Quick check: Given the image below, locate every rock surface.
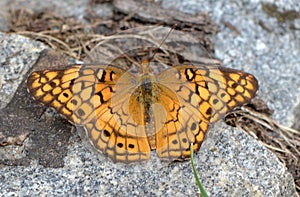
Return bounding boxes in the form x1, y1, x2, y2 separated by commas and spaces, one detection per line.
0, 0, 299, 196
0, 33, 46, 109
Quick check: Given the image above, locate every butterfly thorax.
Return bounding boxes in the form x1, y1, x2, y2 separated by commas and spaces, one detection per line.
138, 74, 159, 119
128, 73, 161, 149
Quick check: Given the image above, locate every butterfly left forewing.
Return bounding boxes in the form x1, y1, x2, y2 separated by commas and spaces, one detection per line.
28, 65, 121, 124
27, 66, 81, 123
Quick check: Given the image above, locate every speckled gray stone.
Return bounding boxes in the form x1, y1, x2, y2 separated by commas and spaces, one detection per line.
0, 122, 297, 196
0, 33, 47, 109
162, 0, 300, 127
0, 0, 113, 27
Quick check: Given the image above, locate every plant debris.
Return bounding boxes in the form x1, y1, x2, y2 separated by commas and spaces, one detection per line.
262, 3, 300, 23
0, 132, 29, 146
8, 0, 219, 61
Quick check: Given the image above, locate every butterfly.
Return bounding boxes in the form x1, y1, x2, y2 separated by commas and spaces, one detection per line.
27, 48, 258, 163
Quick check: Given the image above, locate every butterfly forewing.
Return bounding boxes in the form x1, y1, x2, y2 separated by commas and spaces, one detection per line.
27, 66, 81, 123
28, 65, 122, 124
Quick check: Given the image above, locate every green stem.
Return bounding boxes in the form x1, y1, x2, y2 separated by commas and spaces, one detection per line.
190, 143, 209, 197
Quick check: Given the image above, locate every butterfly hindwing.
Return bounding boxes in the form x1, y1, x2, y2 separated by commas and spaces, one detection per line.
86, 69, 152, 163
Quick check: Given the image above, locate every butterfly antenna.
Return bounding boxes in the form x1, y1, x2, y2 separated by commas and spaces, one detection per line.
149, 24, 177, 61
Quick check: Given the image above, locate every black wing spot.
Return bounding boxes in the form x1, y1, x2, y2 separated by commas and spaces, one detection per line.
213, 99, 219, 104
172, 139, 178, 145
77, 108, 85, 116
128, 144, 135, 149
117, 143, 123, 148
63, 92, 69, 98
206, 107, 212, 116
71, 99, 78, 105
191, 122, 197, 131
103, 129, 111, 137
70, 79, 75, 86
232, 82, 238, 89
49, 81, 57, 88
182, 138, 188, 143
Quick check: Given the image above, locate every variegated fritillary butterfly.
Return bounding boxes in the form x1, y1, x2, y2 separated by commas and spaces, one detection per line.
27, 47, 258, 163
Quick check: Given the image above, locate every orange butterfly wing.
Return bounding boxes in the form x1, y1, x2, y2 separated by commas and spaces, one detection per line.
27, 65, 151, 163
154, 65, 258, 160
